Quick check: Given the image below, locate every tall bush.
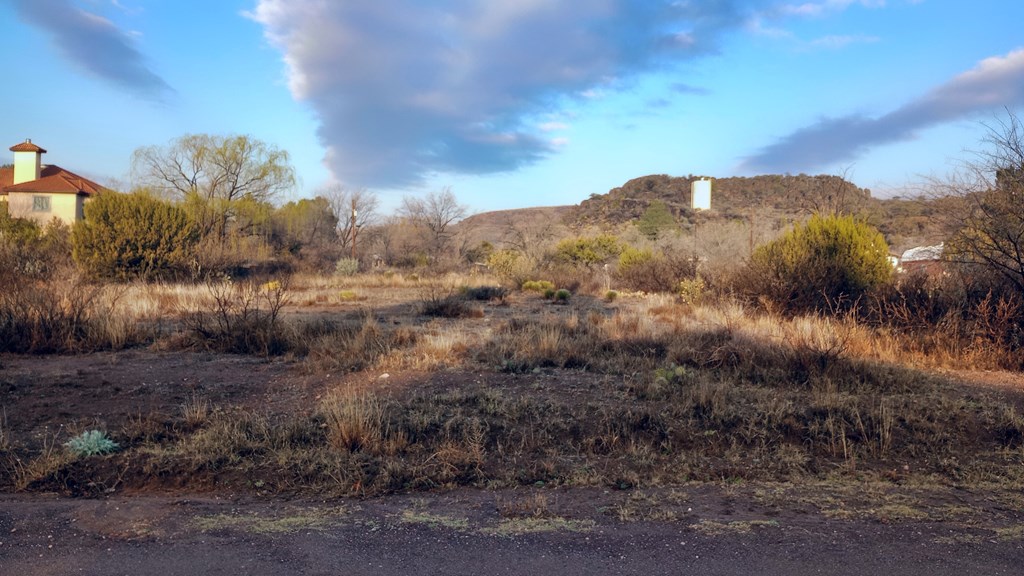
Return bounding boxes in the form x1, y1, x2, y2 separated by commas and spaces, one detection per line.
747, 214, 892, 314
553, 234, 622, 267
615, 247, 696, 293
72, 191, 200, 280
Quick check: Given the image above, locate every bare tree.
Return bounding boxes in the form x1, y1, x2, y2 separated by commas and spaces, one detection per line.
131, 134, 295, 240
800, 166, 863, 216
501, 211, 563, 262
939, 111, 1024, 291
320, 183, 379, 253
399, 187, 468, 258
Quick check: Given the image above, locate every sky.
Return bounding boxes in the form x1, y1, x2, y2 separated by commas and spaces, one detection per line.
3, 0, 1024, 214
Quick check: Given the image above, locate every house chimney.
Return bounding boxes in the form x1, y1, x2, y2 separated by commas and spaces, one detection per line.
11, 139, 47, 185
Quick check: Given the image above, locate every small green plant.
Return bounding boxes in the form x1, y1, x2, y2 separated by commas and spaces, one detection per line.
677, 276, 706, 305
543, 288, 557, 299
522, 280, 555, 293
554, 289, 571, 303
653, 364, 688, 386
338, 290, 360, 301
605, 290, 619, 302
64, 430, 119, 457
334, 258, 359, 276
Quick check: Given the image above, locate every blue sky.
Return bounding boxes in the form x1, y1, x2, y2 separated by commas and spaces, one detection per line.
3, 0, 1024, 213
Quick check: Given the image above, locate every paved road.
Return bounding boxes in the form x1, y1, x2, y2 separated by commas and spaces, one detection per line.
0, 493, 1020, 576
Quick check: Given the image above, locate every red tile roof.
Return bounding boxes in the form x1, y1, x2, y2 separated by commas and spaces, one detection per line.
1, 165, 104, 196
10, 140, 47, 153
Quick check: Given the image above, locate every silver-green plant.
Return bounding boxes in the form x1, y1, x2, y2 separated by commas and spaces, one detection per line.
64, 430, 119, 457
334, 257, 360, 276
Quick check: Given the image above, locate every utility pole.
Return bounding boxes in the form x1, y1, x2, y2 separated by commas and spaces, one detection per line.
350, 198, 358, 261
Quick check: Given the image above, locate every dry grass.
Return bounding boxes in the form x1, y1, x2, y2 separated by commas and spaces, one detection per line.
180, 395, 210, 429
4, 273, 1024, 500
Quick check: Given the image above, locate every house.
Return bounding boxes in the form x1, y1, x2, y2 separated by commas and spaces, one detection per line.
0, 139, 104, 226
899, 242, 945, 276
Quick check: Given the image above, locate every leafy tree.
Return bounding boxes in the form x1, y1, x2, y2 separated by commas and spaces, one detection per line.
748, 214, 892, 313
131, 134, 295, 241
272, 197, 339, 251
636, 200, 676, 240
72, 190, 200, 280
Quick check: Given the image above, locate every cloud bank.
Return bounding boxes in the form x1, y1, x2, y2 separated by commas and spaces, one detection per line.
250, 0, 764, 188
13, 0, 173, 101
740, 49, 1024, 173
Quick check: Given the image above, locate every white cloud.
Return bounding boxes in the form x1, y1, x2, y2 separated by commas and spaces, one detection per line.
538, 122, 569, 132
740, 48, 1024, 173
808, 34, 880, 49
13, 0, 172, 101
781, 0, 886, 17
249, 0, 766, 188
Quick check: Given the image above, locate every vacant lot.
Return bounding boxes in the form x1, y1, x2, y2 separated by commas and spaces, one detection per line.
1, 272, 1023, 571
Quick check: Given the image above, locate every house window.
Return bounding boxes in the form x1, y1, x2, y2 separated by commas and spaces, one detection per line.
32, 196, 51, 212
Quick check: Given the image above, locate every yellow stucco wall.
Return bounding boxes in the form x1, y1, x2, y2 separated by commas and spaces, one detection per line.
13, 152, 41, 185
7, 192, 82, 226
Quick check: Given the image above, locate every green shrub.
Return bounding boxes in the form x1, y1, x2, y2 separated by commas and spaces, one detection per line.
553, 234, 622, 267
0, 208, 42, 245
636, 200, 677, 240
615, 247, 696, 293
64, 430, 119, 457
605, 290, 619, 302
554, 289, 572, 303
747, 214, 892, 314
677, 276, 707, 305
522, 280, 556, 293
334, 257, 359, 276
488, 249, 535, 286
72, 190, 200, 280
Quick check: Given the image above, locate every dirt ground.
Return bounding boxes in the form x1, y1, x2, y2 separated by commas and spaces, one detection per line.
1, 485, 1022, 575
2, 351, 1024, 574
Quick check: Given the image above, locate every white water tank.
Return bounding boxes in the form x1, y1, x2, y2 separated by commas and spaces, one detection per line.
691, 178, 711, 211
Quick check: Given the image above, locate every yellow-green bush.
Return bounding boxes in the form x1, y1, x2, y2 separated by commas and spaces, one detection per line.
522, 280, 556, 293
553, 234, 622, 267
488, 249, 535, 286
615, 247, 696, 293
747, 214, 892, 314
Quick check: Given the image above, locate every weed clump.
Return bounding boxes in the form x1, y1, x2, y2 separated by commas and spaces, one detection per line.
522, 280, 556, 293
462, 285, 508, 302
64, 430, 119, 457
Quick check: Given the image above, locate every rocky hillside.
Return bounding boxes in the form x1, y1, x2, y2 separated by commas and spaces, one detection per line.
459, 174, 951, 253
570, 174, 874, 228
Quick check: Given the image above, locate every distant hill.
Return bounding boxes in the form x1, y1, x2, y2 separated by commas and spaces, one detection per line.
570, 174, 874, 228
459, 174, 951, 254
456, 205, 574, 251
